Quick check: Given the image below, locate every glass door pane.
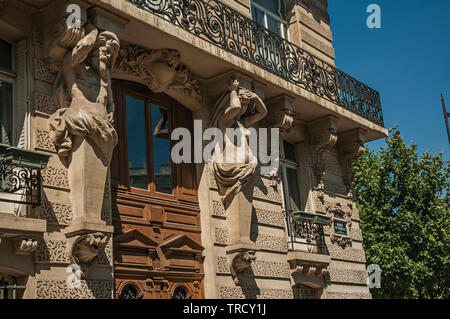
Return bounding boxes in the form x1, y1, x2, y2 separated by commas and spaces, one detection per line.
126, 96, 149, 190
151, 104, 173, 194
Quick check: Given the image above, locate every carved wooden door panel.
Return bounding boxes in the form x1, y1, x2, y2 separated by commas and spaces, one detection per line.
110, 80, 204, 299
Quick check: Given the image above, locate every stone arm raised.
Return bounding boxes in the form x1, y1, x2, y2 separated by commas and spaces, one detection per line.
217, 80, 242, 128
244, 94, 267, 127
69, 25, 99, 68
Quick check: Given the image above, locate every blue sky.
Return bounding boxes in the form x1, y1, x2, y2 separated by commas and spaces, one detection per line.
328, 0, 450, 159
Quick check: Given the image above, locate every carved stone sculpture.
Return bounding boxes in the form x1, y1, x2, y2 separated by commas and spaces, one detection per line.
210, 79, 267, 282
230, 250, 256, 285
70, 232, 109, 278
47, 21, 120, 235
14, 238, 38, 255
116, 45, 200, 99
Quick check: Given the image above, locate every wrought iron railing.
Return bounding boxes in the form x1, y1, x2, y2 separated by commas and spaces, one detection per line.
127, 0, 384, 127
0, 144, 51, 207
0, 285, 26, 299
286, 210, 329, 255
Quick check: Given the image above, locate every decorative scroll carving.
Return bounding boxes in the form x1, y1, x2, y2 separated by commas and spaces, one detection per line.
35, 59, 54, 82
338, 128, 367, 196
116, 45, 200, 99
70, 233, 109, 278
307, 116, 338, 189
14, 238, 38, 255
260, 95, 294, 134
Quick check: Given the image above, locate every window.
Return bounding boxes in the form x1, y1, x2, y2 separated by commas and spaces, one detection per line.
251, 0, 289, 39
119, 284, 139, 299
172, 286, 188, 299
111, 80, 197, 202
0, 38, 14, 146
280, 140, 301, 212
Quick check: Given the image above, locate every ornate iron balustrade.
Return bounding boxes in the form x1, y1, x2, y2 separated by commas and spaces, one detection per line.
286, 210, 329, 254
127, 0, 384, 126
0, 144, 51, 207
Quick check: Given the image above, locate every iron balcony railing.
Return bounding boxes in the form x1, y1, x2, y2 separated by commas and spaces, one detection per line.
285, 210, 330, 255
127, 0, 384, 127
0, 144, 51, 207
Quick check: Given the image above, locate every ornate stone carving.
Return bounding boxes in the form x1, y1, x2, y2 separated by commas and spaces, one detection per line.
45, 20, 119, 235
218, 287, 293, 299
36, 129, 57, 152
35, 59, 54, 82
327, 203, 353, 248
338, 128, 367, 196
36, 280, 113, 299
14, 238, 38, 255
116, 45, 200, 99
42, 166, 70, 189
229, 250, 256, 285
307, 116, 338, 188
210, 79, 268, 277
40, 200, 72, 225
36, 239, 69, 263
70, 232, 109, 278
260, 95, 294, 134
36, 93, 59, 115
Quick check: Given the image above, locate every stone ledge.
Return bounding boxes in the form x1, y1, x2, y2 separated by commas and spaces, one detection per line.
0, 213, 47, 236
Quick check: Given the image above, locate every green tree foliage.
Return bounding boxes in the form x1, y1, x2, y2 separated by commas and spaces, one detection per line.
353, 127, 449, 299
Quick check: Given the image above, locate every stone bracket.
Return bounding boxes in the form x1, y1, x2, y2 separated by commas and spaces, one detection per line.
14, 237, 39, 255
70, 232, 109, 278
307, 116, 339, 187
338, 128, 367, 195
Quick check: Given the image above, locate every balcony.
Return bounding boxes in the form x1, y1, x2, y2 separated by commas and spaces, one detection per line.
286, 210, 331, 277
0, 144, 51, 240
126, 0, 384, 127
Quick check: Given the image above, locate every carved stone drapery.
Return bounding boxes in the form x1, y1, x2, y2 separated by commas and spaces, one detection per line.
115, 45, 200, 100
70, 232, 109, 278
338, 128, 367, 196
307, 116, 338, 188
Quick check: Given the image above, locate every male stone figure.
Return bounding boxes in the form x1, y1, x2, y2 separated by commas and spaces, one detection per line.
50, 24, 119, 166
49, 24, 120, 231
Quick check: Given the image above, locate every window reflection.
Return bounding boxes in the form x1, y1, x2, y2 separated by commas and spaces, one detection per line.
151, 105, 173, 194
126, 96, 149, 190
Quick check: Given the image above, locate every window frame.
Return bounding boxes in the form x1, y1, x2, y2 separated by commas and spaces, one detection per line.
111, 80, 198, 203
0, 38, 15, 146
251, 0, 290, 40
280, 139, 301, 212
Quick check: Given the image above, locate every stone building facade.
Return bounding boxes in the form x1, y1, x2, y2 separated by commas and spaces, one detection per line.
0, 0, 387, 299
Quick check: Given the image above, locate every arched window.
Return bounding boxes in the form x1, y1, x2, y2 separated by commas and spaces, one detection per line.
119, 284, 139, 299
172, 286, 188, 299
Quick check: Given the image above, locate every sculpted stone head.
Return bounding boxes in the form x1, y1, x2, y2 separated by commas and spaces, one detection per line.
90, 31, 120, 72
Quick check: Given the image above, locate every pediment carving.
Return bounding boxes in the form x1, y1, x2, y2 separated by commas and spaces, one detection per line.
156, 235, 204, 272
114, 229, 159, 249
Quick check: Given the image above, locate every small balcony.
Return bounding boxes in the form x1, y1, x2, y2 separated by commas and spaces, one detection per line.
0, 144, 51, 240
126, 0, 384, 127
286, 210, 331, 277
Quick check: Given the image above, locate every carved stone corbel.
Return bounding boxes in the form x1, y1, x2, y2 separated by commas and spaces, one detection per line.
229, 250, 256, 285
261, 95, 294, 134
70, 232, 109, 278
14, 238, 38, 255
307, 116, 339, 188
338, 128, 367, 197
